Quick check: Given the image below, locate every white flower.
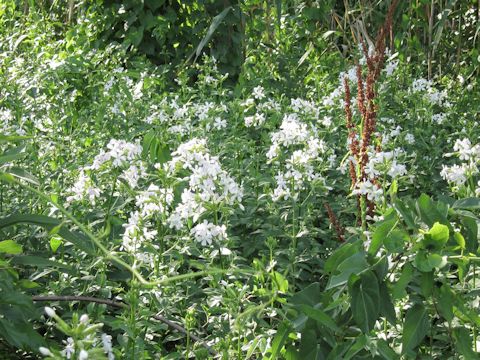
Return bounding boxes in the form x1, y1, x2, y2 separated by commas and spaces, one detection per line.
79, 350, 89, 360
388, 161, 407, 178
213, 117, 227, 130
66, 170, 101, 205
39, 347, 53, 356
244, 113, 266, 127
453, 138, 480, 161
352, 180, 384, 202
121, 211, 158, 253
44, 307, 56, 318
252, 86, 265, 100
101, 333, 115, 360
79, 314, 89, 324
405, 133, 415, 144
190, 220, 227, 246
63, 337, 75, 359
121, 163, 146, 189
440, 164, 467, 186
385, 60, 398, 76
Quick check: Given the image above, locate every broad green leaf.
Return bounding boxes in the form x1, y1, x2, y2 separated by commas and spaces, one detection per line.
384, 229, 409, 253
414, 250, 446, 272
344, 335, 367, 360
460, 216, 478, 253
420, 271, 434, 297
392, 263, 414, 299
0, 214, 94, 255
0, 240, 22, 254
369, 219, 397, 255
454, 231, 466, 250
379, 282, 396, 325
18, 279, 40, 289
326, 252, 368, 289
453, 328, 478, 359
416, 194, 447, 227
6, 167, 39, 185
349, 270, 380, 332
50, 236, 63, 253
290, 283, 321, 307
422, 222, 449, 251
436, 284, 454, 322
324, 243, 356, 273
376, 339, 399, 359
394, 199, 416, 229
272, 271, 289, 293
299, 330, 324, 359
453, 197, 480, 210
193, 7, 232, 61
299, 305, 339, 332
269, 321, 291, 360
10, 255, 72, 270
401, 304, 429, 354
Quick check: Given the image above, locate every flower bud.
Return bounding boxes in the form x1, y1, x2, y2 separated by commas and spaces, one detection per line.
44, 307, 56, 318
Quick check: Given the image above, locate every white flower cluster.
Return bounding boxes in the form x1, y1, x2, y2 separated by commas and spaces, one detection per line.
165, 138, 243, 245
90, 139, 143, 170
441, 138, 480, 194
40, 308, 115, 360
66, 170, 101, 205
244, 113, 266, 127
267, 114, 327, 201
190, 220, 227, 246
410, 78, 450, 107
352, 149, 407, 203
364, 149, 407, 179
121, 184, 174, 254
66, 139, 145, 206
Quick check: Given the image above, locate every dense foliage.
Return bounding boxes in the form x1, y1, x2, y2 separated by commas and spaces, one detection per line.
1, 0, 480, 359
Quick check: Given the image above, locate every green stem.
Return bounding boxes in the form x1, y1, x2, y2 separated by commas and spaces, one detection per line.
2, 175, 253, 287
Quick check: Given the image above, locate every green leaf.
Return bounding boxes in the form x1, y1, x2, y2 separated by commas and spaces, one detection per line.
299, 330, 324, 359
369, 219, 396, 255
192, 7, 232, 61
344, 335, 367, 360
299, 305, 339, 332
379, 282, 396, 325
290, 283, 321, 307
270, 321, 291, 359
436, 284, 454, 322
6, 167, 39, 185
384, 229, 409, 253
0, 145, 26, 165
376, 339, 399, 359
392, 263, 414, 299
454, 232, 466, 250
18, 279, 40, 289
453, 197, 480, 210
0, 214, 95, 255
0, 240, 22, 254
422, 222, 449, 251
327, 252, 368, 289
272, 271, 289, 293
453, 328, 478, 359
50, 236, 63, 253
416, 194, 447, 227
10, 255, 72, 270
394, 199, 416, 229
401, 304, 429, 354
460, 216, 478, 253
349, 270, 380, 332
324, 243, 356, 273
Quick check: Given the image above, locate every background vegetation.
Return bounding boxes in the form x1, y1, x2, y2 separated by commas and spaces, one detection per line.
1, 0, 480, 359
